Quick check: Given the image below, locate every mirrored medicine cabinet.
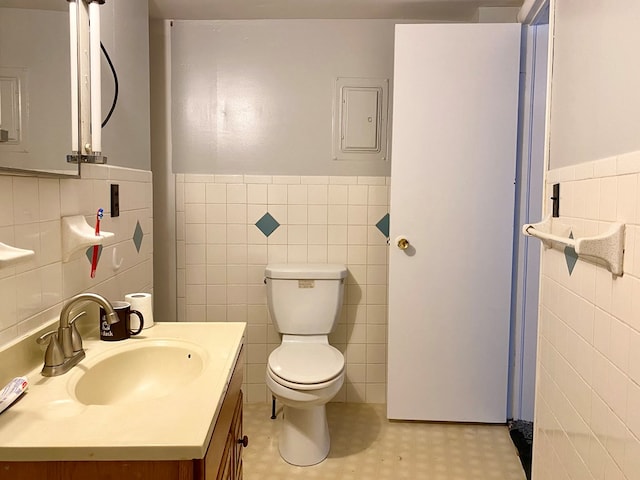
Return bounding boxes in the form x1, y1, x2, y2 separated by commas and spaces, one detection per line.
0, 1, 79, 177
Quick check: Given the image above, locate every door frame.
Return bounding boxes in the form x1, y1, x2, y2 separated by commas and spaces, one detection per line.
508, 0, 550, 422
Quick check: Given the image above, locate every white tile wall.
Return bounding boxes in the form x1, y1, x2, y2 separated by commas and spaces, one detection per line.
0, 165, 153, 348
176, 174, 391, 404
533, 153, 640, 480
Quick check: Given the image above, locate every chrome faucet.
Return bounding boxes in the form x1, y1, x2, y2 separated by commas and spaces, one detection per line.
37, 293, 118, 377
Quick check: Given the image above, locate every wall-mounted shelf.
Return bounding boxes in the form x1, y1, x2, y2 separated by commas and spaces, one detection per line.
522, 215, 625, 276
62, 215, 113, 262
0, 242, 35, 268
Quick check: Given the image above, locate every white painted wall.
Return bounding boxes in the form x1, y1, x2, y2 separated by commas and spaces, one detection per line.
170, 20, 396, 177
548, 0, 640, 168
476, 7, 520, 22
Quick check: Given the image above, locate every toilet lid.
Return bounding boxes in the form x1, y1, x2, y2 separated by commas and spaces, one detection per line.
268, 343, 344, 384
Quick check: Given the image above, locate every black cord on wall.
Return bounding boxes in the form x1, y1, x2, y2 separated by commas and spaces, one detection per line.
101, 42, 118, 128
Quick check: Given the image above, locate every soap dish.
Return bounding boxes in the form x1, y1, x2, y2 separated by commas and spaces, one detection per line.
0, 242, 35, 268
62, 215, 114, 262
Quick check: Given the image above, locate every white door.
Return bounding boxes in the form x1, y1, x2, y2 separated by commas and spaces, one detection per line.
387, 24, 521, 423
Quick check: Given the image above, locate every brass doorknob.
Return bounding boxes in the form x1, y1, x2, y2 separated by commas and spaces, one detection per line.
396, 236, 410, 250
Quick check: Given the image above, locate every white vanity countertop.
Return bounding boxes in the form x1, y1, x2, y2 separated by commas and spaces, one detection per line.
0, 322, 245, 461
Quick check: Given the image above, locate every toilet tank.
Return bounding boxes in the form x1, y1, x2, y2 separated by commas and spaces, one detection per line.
265, 264, 347, 335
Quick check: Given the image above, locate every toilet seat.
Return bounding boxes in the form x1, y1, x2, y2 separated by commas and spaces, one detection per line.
267, 367, 344, 391
268, 343, 344, 387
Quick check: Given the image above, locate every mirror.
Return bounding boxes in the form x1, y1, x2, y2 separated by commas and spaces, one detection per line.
0, 1, 79, 176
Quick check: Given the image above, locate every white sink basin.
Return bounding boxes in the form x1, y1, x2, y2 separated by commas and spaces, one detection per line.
69, 340, 207, 406
0, 322, 246, 461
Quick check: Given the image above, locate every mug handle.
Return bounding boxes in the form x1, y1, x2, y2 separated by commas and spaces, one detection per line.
129, 310, 144, 335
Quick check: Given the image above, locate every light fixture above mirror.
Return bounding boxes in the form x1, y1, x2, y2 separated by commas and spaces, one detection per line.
67, 0, 107, 165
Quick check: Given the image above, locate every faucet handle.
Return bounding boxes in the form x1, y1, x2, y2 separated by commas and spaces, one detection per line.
36, 330, 57, 345
69, 312, 86, 353
37, 331, 65, 367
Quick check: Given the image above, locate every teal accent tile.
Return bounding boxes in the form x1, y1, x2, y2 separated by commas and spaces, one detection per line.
85, 245, 103, 263
255, 212, 280, 237
375, 213, 390, 238
564, 231, 578, 275
133, 220, 144, 253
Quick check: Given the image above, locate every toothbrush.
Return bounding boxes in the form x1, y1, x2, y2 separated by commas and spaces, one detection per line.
90, 208, 103, 278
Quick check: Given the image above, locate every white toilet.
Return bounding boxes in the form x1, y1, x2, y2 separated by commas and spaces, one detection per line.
264, 263, 347, 466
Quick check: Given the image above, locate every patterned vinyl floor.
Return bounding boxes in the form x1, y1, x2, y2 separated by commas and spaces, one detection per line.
243, 402, 526, 480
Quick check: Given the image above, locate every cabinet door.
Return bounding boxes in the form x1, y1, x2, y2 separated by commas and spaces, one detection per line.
232, 391, 244, 477
216, 392, 243, 480
216, 436, 234, 480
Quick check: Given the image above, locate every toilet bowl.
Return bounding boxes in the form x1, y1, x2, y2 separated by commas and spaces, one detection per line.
266, 336, 345, 466
264, 264, 347, 466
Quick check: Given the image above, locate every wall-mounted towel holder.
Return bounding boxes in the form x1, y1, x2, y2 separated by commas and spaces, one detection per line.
522, 215, 625, 276
62, 215, 114, 262
0, 242, 35, 269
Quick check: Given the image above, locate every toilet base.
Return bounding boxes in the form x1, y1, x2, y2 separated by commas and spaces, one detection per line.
279, 404, 330, 466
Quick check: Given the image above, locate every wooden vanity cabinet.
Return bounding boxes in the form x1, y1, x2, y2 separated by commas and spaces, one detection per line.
194, 347, 245, 480
208, 389, 244, 480
0, 347, 245, 480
